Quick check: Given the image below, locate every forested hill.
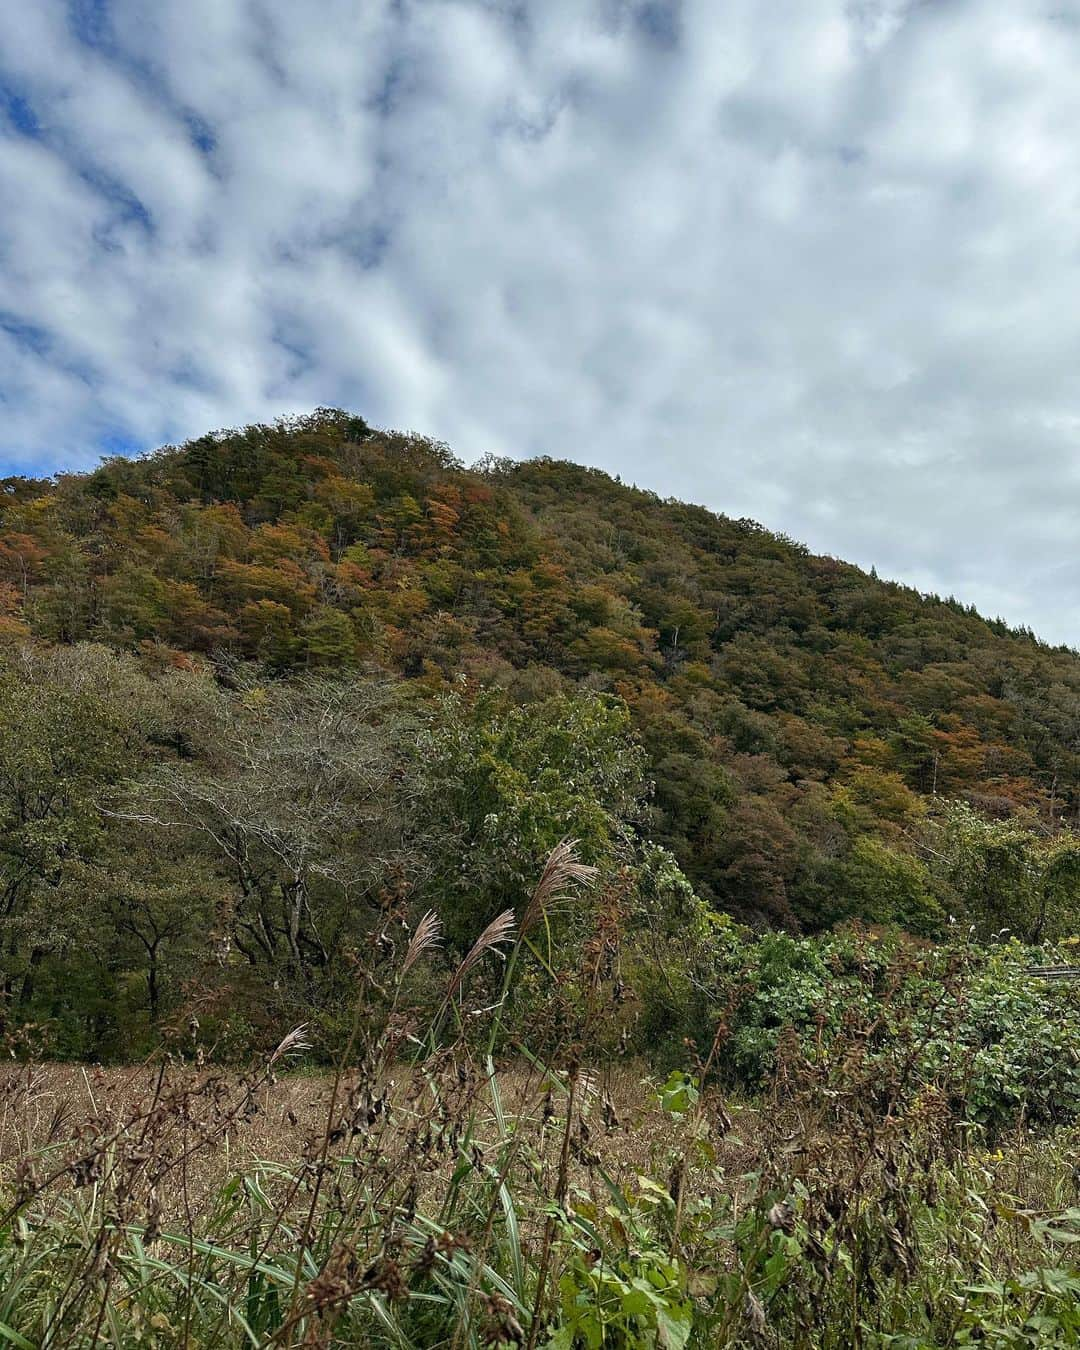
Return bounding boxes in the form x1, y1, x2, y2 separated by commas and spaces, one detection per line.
3, 408, 1079, 935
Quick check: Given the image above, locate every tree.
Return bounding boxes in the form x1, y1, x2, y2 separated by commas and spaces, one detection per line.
0, 654, 133, 1010
802, 836, 942, 936
417, 687, 648, 947
922, 801, 1080, 941
121, 674, 418, 1024
46, 835, 212, 1047
301, 607, 357, 666
239, 599, 297, 666
96, 834, 213, 1024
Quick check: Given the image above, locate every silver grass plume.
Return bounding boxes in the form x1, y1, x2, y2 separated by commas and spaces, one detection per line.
269, 1024, 311, 1065
521, 839, 598, 935
448, 909, 516, 998
402, 909, 443, 974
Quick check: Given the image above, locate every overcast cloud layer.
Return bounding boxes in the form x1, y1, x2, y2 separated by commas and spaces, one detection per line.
0, 0, 1078, 643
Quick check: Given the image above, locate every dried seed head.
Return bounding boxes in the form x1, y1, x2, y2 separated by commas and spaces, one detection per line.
448, 910, 516, 997
745, 1289, 769, 1342
768, 1200, 795, 1234
270, 1024, 312, 1066
481, 1292, 526, 1344
521, 839, 598, 934
402, 909, 443, 974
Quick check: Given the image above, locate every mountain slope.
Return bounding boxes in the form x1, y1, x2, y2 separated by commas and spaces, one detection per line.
3, 408, 1078, 929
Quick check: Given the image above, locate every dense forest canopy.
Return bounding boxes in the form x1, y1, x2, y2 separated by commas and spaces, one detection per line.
2, 408, 1079, 1056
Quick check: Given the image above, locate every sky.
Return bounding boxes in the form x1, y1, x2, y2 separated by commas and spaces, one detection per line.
1, 1, 1079, 644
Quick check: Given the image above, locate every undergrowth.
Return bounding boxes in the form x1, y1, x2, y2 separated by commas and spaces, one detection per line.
2, 845, 1080, 1347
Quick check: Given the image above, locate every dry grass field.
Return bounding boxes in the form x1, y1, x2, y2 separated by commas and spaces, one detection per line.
1, 1046, 1079, 1345
0, 1047, 759, 1345
0, 1055, 748, 1220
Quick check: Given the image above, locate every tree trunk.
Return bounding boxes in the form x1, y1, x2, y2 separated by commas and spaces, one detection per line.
147, 943, 160, 1023
18, 945, 45, 1008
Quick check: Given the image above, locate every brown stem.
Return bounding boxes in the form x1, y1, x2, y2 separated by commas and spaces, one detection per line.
525, 1065, 578, 1350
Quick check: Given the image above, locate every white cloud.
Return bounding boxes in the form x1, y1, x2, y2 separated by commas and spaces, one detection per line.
0, 0, 1079, 643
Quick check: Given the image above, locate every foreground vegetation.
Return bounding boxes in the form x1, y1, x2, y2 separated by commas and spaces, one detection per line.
4, 856, 1080, 1347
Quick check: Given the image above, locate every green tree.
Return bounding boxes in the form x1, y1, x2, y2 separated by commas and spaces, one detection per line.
302, 606, 357, 666
0, 657, 132, 1011
923, 801, 1080, 941
418, 687, 648, 947
806, 835, 943, 935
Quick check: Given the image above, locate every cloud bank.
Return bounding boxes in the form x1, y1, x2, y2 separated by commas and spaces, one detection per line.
1, 0, 1079, 642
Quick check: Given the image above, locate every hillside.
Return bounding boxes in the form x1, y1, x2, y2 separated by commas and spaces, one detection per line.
2, 407, 1079, 948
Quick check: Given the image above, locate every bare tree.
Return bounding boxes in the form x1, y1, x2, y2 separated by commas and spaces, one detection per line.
116, 672, 423, 999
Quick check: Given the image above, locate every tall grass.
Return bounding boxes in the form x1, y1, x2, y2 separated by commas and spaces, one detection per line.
2, 847, 1080, 1346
